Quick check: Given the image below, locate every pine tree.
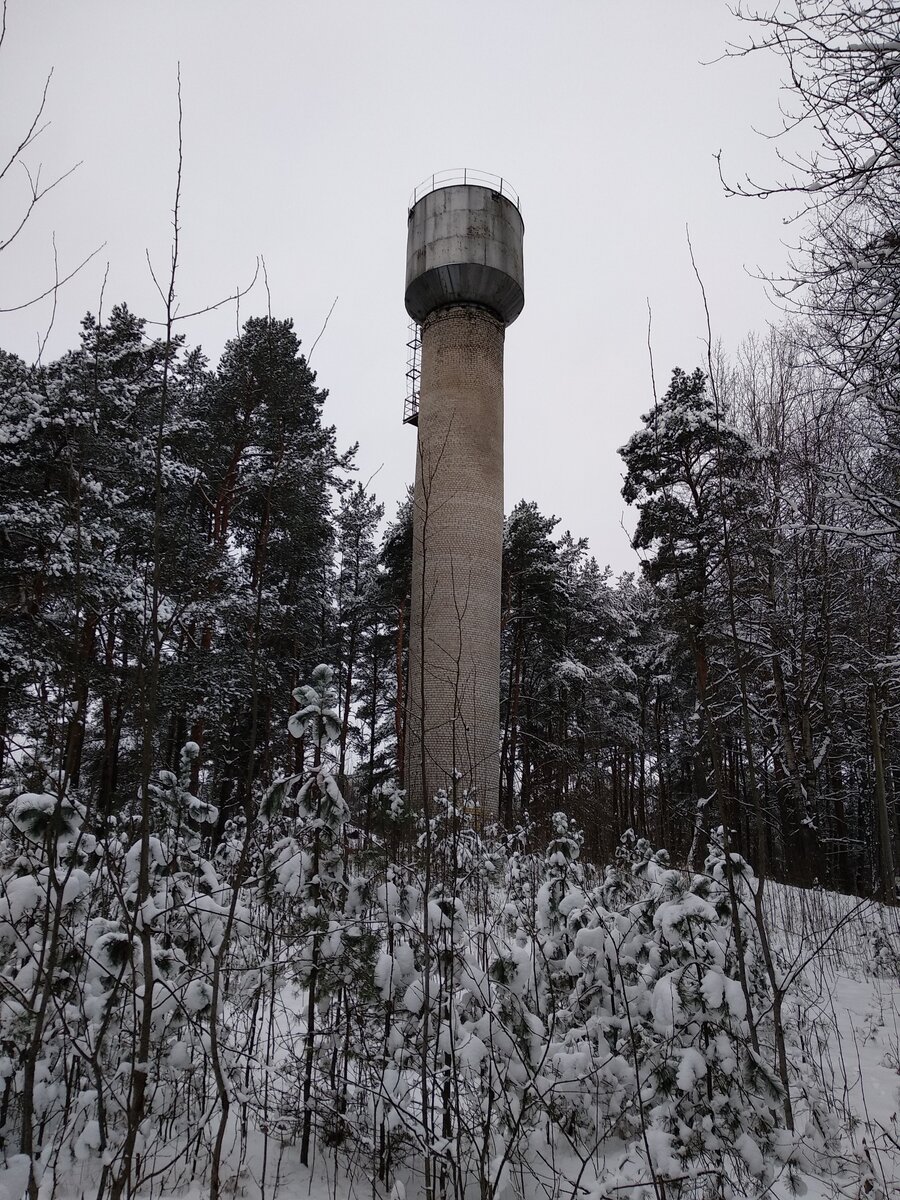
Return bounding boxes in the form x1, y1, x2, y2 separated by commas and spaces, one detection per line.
188, 316, 348, 819
621, 366, 761, 864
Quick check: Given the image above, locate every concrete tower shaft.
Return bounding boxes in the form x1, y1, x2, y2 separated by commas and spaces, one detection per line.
404, 179, 524, 820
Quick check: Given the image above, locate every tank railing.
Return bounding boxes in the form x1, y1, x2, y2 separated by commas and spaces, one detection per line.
409, 169, 520, 212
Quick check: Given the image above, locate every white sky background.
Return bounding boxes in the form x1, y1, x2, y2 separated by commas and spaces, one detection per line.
0, 0, 801, 574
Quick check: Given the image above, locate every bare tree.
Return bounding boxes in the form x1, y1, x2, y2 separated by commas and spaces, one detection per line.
0, 1, 103, 321
724, 2, 900, 428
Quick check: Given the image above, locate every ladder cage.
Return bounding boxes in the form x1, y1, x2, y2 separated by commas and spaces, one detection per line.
403, 322, 421, 426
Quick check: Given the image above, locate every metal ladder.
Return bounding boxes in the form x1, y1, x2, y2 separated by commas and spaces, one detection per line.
403, 322, 421, 426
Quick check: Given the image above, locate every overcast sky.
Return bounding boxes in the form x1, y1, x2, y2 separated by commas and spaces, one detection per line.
0, 1, 800, 573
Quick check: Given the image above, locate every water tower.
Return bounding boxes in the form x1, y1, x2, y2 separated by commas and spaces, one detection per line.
403, 170, 525, 820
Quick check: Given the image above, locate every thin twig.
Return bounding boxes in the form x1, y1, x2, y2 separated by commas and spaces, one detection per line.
308, 294, 338, 361
0, 242, 106, 312
35, 230, 60, 365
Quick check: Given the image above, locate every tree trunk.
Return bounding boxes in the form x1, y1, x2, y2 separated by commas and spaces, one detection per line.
870, 685, 895, 903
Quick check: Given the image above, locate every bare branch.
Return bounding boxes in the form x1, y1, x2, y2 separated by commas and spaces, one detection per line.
35, 230, 60, 365
144, 261, 261, 326
261, 254, 272, 321
0, 67, 53, 184
145, 248, 168, 307
0, 242, 105, 312
307, 294, 339, 362
0, 159, 82, 255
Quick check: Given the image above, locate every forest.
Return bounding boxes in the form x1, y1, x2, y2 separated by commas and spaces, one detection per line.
0, 2, 898, 1200
2, 310, 896, 896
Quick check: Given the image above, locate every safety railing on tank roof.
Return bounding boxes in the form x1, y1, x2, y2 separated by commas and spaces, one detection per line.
408, 169, 520, 212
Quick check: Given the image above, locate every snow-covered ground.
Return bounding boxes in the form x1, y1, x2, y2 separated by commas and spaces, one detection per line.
0, 777, 896, 1200
174, 879, 900, 1200
104, 877, 900, 1200
760, 883, 900, 1199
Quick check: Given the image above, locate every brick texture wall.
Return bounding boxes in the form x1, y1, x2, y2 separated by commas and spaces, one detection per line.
405, 305, 505, 822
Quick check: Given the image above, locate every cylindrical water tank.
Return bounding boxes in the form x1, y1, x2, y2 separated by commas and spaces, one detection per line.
405, 182, 524, 326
